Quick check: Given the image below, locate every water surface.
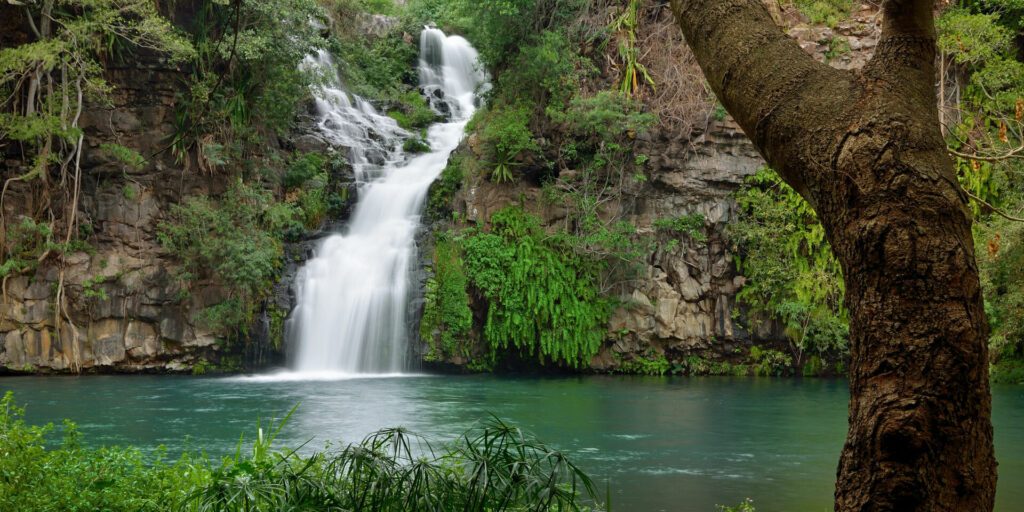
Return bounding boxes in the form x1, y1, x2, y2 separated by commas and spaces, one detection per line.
2, 375, 1021, 511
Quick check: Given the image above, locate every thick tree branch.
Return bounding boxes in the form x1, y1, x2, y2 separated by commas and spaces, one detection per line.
865, 0, 937, 101
670, 0, 853, 201
672, 1, 997, 510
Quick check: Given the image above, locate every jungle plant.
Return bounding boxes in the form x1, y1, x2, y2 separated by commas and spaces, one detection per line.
461, 207, 611, 367
730, 167, 848, 366
610, 0, 654, 97
478, 105, 539, 184
420, 237, 474, 362
158, 181, 299, 334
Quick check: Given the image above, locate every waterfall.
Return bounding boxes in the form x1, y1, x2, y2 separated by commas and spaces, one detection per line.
287, 29, 486, 376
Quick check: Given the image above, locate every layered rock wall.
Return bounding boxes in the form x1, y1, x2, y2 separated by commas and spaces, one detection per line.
423, 4, 882, 370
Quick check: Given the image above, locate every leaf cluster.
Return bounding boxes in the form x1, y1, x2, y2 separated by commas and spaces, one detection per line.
461, 207, 611, 367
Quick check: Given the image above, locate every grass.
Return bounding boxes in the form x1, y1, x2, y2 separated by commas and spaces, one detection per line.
0, 392, 605, 512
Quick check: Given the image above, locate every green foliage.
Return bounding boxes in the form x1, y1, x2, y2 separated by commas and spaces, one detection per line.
387, 91, 441, 129
268, 305, 288, 350
938, 10, 1013, 66
418, 0, 584, 71
680, 356, 748, 377
427, 157, 466, 219
553, 91, 656, 142
81, 275, 111, 301
977, 211, 1024, 381
0, 392, 194, 511
718, 498, 757, 512
1, 218, 53, 278
748, 347, 793, 377
618, 353, 671, 376
610, 0, 654, 97
653, 213, 707, 242
281, 153, 334, 230
158, 181, 298, 333
173, 0, 325, 159
1, 0, 191, 275
100, 143, 147, 170
938, 2, 1024, 381
824, 36, 851, 61
461, 207, 611, 367
403, 136, 431, 153
282, 152, 327, 189
791, 0, 852, 27
0, 392, 603, 512
503, 30, 594, 110
420, 238, 474, 361
478, 105, 539, 183
730, 167, 848, 362
336, 34, 417, 99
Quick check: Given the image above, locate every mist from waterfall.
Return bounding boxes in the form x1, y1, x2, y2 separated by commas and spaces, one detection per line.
286, 28, 486, 377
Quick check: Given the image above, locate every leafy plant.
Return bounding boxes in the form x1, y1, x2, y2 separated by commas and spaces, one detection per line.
427, 157, 467, 219
1, 392, 604, 512
461, 207, 611, 367
653, 213, 707, 243
420, 238, 474, 362
158, 181, 299, 334
730, 167, 848, 366
479, 104, 539, 183
403, 136, 431, 153
791, 0, 852, 27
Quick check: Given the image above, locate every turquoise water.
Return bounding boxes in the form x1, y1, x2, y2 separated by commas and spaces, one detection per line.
2, 375, 1021, 511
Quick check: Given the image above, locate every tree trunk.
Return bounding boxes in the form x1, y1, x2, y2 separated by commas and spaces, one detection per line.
670, 1, 997, 510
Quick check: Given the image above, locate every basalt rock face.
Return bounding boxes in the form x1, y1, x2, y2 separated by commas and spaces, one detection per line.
1, 24, 224, 372
0, 4, 356, 374
420, 4, 881, 372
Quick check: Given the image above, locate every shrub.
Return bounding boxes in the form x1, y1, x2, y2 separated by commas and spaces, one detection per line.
461, 207, 611, 367
653, 213, 707, 242
282, 152, 327, 189
479, 104, 539, 165
420, 238, 474, 361
158, 182, 299, 333
730, 167, 848, 364
792, 0, 852, 27
426, 157, 466, 219
403, 136, 431, 153
387, 91, 440, 129
0, 392, 604, 512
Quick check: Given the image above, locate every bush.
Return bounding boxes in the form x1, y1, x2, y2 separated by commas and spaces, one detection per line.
387, 91, 441, 129
158, 182, 299, 332
792, 0, 851, 27
403, 136, 431, 153
730, 167, 848, 363
461, 207, 611, 367
0, 392, 194, 511
477, 104, 539, 182
282, 152, 327, 189
0, 392, 604, 512
426, 157, 466, 219
420, 238, 474, 361
653, 213, 707, 242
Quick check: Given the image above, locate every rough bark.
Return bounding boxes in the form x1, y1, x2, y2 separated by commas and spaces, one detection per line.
670, 1, 997, 511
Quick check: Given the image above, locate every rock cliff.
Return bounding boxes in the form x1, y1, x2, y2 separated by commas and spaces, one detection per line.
420, 3, 882, 372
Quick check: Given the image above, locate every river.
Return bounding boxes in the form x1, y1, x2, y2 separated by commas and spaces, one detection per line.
2, 375, 1021, 511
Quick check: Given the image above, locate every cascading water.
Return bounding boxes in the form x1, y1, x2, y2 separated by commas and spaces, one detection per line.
287, 28, 487, 376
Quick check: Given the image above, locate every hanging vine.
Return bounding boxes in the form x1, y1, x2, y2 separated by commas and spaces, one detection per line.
0, 0, 193, 370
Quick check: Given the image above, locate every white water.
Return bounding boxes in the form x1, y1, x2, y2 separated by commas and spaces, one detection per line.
287, 28, 486, 376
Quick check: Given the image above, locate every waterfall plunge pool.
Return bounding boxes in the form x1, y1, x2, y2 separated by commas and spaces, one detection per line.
3, 375, 1022, 511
